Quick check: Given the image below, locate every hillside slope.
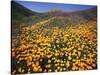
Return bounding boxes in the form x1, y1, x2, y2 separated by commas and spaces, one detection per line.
11, 3, 97, 74
11, 1, 37, 21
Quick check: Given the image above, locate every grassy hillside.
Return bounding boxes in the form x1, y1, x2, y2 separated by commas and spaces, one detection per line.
11, 2, 97, 74
11, 1, 97, 28
11, 1, 35, 21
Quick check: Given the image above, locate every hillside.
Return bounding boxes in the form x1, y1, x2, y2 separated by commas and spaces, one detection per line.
11, 1, 36, 21
47, 7, 97, 24
11, 1, 38, 35
11, 1, 97, 26
11, 2, 97, 74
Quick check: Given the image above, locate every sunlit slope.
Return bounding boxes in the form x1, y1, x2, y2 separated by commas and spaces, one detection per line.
11, 4, 97, 74
12, 4, 97, 36
12, 19, 97, 74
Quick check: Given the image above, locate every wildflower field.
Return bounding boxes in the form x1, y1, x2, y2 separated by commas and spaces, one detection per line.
11, 1, 97, 74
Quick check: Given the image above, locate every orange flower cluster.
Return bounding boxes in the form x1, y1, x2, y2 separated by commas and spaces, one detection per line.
12, 19, 97, 74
